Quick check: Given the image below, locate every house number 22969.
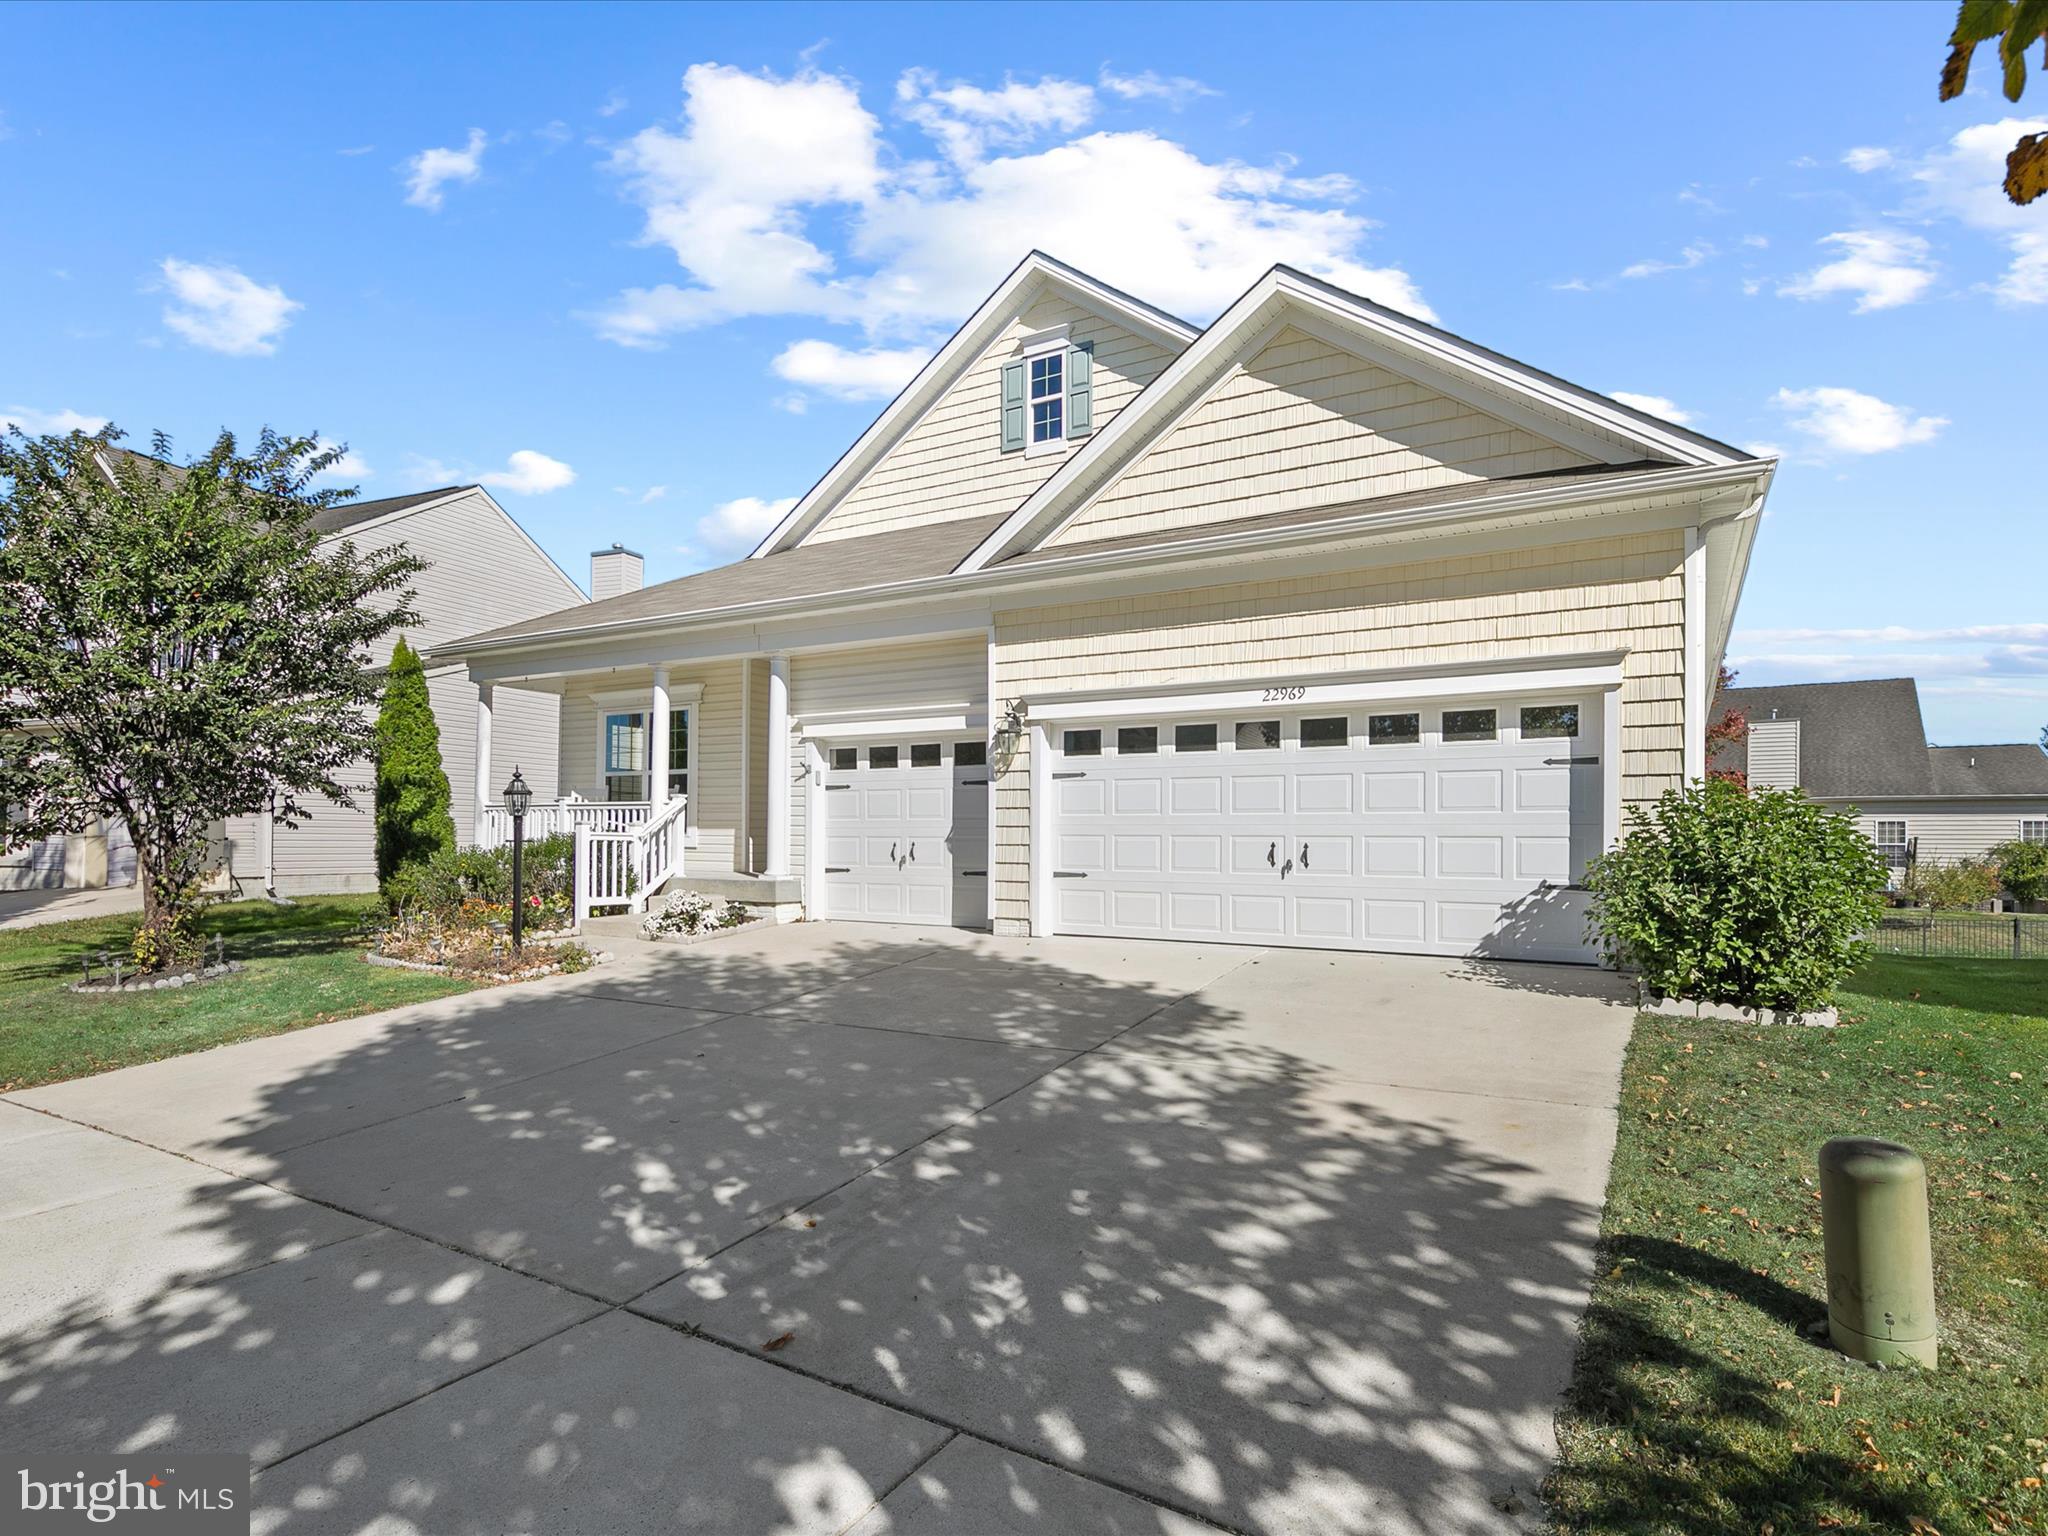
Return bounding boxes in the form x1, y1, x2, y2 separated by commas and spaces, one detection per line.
1261, 685, 1307, 702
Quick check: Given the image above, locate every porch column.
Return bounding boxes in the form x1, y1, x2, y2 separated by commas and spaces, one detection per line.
649, 666, 671, 811
765, 653, 791, 877
474, 682, 495, 835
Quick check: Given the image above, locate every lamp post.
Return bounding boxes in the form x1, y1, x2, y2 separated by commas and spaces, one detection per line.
502, 767, 533, 952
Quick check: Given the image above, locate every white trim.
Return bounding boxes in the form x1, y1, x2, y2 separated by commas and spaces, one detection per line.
798, 712, 986, 741
765, 654, 791, 878
1013, 324, 1070, 356
957, 264, 1747, 574
738, 656, 753, 872
474, 682, 495, 834
1028, 721, 1052, 937
802, 738, 825, 916
1602, 682, 1624, 854
748, 253, 1198, 559
985, 624, 999, 908
1683, 525, 1706, 782
1026, 653, 1627, 724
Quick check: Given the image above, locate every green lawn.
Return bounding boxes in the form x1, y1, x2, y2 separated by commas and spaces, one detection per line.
0, 895, 476, 1092
1547, 956, 2048, 1535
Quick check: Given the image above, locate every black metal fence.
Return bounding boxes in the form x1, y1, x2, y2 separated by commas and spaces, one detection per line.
1869, 909, 2048, 960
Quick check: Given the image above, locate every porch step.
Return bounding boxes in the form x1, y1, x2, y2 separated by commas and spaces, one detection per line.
645, 872, 805, 905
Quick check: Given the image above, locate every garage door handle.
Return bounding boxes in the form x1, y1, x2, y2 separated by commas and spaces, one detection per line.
890, 842, 897, 861
1267, 841, 1276, 867
909, 843, 916, 862
1300, 843, 1309, 868
1545, 755, 1600, 766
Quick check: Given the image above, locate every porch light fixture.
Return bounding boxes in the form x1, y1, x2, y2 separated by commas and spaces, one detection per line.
503, 767, 532, 950
991, 700, 1027, 774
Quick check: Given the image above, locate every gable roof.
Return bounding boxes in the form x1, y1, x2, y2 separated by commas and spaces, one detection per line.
1928, 744, 2048, 796
311, 485, 474, 535
749, 252, 1200, 559
957, 263, 1755, 573
1718, 679, 1934, 797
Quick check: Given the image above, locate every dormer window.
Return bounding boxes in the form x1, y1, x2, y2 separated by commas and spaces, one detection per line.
1000, 334, 1092, 456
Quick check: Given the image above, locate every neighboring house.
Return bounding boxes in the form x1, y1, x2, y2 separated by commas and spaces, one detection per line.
437, 252, 1774, 963
1719, 677, 2048, 876
1, 462, 585, 895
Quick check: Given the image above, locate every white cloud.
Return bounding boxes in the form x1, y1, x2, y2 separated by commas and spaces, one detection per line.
1771, 385, 1946, 454
772, 338, 927, 400
1842, 145, 1893, 172
1098, 68, 1215, 107
308, 439, 372, 482
1607, 391, 1694, 425
158, 258, 301, 356
898, 68, 1097, 167
587, 63, 1432, 348
1778, 229, 1936, 312
1741, 234, 1770, 249
2, 405, 108, 436
1736, 623, 2048, 645
1621, 241, 1714, 280
1904, 116, 2048, 304
1676, 184, 1723, 213
413, 448, 575, 494
773, 392, 809, 415
404, 128, 487, 211
598, 90, 628, 118
695, 494, 797, 557
637, 484, 667, 504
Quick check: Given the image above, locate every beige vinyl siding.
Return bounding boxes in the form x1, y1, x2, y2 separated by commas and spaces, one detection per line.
1745, 718, 1801, 790
1829, 802, 2048, 866
377, 490, 585, 660
808, 293, 1177, 546
556, 662, 745, 877
267, 762, 378, 895
1051, 326, 1598, 549
987, 531, 1686, 929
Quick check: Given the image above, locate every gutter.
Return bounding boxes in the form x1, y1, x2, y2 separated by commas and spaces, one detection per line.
435, 459, 1773, 667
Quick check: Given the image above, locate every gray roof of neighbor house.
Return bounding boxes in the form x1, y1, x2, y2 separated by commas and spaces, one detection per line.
1719, 677, 2048, 800
449, 511, 1015, 648
310, 486, 473, 535
1717, 679, 1935, 797
1928, 743, 2048, 796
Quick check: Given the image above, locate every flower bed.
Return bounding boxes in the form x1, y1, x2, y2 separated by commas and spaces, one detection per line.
370, 904, 593, 981
70, 960, 246, 995
639, 890, 757, 942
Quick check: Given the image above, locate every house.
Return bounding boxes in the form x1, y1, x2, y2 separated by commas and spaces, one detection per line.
1719, 677, 2048, 875
436, 252, 1775, 963
1, 465, 586, 895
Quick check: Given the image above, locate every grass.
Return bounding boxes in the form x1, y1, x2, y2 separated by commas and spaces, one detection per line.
1547, 956, 2048, 1535
0, 895, 476, 1092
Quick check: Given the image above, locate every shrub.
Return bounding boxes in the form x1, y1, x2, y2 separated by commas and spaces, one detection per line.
375, 637, 456, 900
641, 889, 751, 940
1898, 856, 2003, 910
1990, 839, 2048, 904
1585, 780, 1886, 1013
384, 833, 576, 923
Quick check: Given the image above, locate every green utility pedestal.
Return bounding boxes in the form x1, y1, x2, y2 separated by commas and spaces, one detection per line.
1819, 1137, 1938, 1368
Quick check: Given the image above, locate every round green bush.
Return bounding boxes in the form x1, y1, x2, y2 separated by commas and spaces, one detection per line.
1991, 839, 2048, 904
1585, 779, 1887, 1013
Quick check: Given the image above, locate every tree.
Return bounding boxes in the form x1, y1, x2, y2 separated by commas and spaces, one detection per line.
374, 636, 457, 896
1705, 664, 1750, 787
1941, 0, 2048, 204
0, 427, 421, 965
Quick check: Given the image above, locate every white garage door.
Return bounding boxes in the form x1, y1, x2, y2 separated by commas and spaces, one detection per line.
1050, 699, 1601, 962
819, 738, 989, 928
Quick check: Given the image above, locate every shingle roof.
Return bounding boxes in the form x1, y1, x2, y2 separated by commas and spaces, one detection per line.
1717, 679, 1935, 797
311, 486, 472, 535
445, 511, 1014, 650
1001, 460, 1680, 566
1928, 743, 2048, 796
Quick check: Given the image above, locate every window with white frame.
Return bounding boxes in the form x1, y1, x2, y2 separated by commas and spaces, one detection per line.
603, 712, 647, 802
1029, 351, 1064, 445
2021, 818, 2048, 845
666, 708, 689, 799
1872, 819, 1909, 867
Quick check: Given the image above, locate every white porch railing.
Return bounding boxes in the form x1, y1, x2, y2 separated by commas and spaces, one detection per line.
479, 797, 655, 850
570, 795, 690, 921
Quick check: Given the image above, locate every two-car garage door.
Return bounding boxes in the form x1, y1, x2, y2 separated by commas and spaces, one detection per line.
1049, 698, 1602, 962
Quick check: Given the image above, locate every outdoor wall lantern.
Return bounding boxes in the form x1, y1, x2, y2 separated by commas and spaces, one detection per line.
991, 700, 1027, 774
503, 767, 532, 951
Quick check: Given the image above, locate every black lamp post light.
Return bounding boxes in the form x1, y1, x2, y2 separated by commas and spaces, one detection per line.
503, 766, 533, 952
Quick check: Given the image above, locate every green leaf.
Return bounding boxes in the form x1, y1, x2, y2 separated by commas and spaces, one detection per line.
2007, 128, 2048, 202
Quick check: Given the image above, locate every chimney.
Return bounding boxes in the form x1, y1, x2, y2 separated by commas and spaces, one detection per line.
590, 544, 643, 602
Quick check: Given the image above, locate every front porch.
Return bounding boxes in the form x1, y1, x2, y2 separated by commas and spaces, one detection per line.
470, 656, 799, 920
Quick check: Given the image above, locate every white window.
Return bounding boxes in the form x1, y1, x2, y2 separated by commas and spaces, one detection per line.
1872, 819, 1909, 867
1029, 351, 1064, 446
2021, 819, 2048, 845
664, 707, 689, 799
603, 712, 647, 802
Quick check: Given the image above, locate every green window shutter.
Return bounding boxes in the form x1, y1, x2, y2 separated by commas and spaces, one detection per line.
1066, 343, 1094, 437
999, 359, 1026, 452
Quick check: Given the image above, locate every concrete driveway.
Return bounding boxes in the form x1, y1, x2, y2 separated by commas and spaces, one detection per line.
0, 922, 1634, 1535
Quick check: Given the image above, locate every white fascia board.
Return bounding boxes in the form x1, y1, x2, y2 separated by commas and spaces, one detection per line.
747, 253, 1198, 561
1026, 650, 1627, 723
958, 265, 1748, 574
453, 460, 1771, 681
798, 711, 987, 739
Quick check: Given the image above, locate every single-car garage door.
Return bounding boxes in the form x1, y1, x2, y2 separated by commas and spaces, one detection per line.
1049, 699, 1601, 962
819, 737, 989, 928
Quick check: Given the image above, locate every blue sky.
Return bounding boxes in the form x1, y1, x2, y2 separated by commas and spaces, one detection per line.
5, 1, 2044, 743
